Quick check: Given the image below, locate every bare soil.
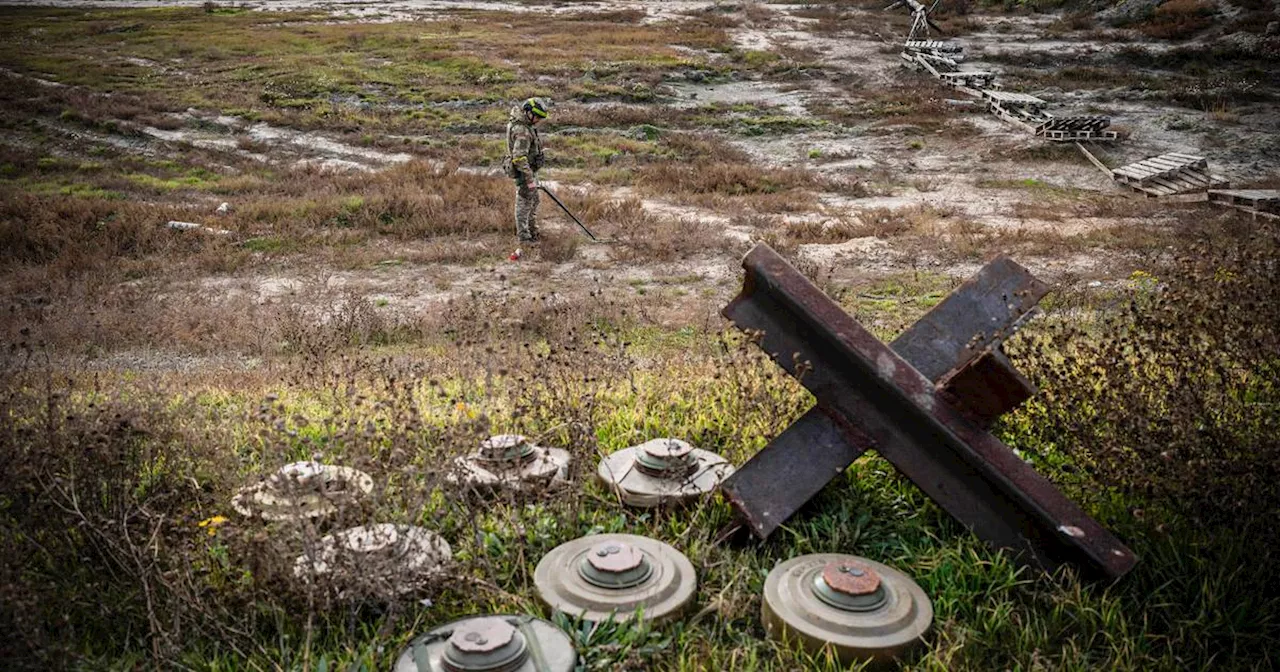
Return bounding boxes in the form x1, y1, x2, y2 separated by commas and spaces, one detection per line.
3, 0, 1277, 367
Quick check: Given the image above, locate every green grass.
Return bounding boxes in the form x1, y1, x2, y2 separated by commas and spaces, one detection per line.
3, 320, 1276, 670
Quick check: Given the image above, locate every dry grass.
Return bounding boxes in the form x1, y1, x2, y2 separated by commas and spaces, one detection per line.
0, 7, 743, 137
1138, 0, 1217, 40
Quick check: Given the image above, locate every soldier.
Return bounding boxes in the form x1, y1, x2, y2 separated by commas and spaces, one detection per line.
505, 97, 548, 243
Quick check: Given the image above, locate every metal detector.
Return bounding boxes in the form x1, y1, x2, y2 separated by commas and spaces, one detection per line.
538, 185, 601, 242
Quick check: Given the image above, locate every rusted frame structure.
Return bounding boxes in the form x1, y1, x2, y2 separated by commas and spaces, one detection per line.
719, 244, 1137, 581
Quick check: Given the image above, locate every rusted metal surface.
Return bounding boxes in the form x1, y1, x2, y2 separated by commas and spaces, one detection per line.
823, 562, 881, 596
888, 255, 1047, 381
718, 407, 870, 539
721, 244, 1137, 581
722, 252, 1045, 539
937, 350, 1037, 428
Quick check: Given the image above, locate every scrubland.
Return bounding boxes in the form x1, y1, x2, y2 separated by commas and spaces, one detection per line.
2, 1, 1278, 669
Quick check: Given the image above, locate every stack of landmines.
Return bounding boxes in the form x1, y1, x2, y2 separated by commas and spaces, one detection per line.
899, 39, 1117, 142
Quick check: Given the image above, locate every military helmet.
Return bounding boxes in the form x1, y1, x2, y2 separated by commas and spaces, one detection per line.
523, 97, 549, 119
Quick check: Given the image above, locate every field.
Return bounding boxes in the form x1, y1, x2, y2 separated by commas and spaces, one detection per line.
2, 0, 1279, 669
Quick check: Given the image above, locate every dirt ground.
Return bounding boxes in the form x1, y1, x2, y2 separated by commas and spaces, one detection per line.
3, 0, 1278, 369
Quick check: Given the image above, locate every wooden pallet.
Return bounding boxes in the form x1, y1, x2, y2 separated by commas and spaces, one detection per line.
1112, 153, 1227, 197
1035, 115, 1117, 142
904, 39, 963, 53
981, 89, 1047, 109
901, 50, 943, 77
1208, 189, 1280, 216
1042, 128, 1119, 141
985, 100, 1038, 132
938, 70, 995, 88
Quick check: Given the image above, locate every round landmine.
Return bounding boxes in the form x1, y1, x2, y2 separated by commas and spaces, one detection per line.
394, 615, 576, 672
448, 434, 572, 491
597, 438, 734, 508
231, 460, 373, 522
534, 533, 696, 624
762, 554, 932, 665
294, 524, 452, 595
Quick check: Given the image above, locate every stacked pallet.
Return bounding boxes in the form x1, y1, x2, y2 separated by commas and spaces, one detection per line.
896, 28, 1118, 143
1035, 116, 1117, 142
904, 39, 963, 53
1111, 153, 1228, 197
938, 70, 995, 89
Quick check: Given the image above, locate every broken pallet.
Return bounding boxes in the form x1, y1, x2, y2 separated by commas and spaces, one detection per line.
981, 89, 1047, 109
1112, 153, 1227, 197
1208, 189, 1280, 218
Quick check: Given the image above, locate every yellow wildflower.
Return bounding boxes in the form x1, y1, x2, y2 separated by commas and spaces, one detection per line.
198, 515, 229, 536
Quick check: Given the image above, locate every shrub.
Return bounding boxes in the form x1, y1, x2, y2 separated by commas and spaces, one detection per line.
1011, 221, 1280, 545
1139, 0, 1216, 40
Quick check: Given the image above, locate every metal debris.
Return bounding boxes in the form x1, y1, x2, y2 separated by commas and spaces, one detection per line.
167, 220, 232, 235
596, 438, 735, 508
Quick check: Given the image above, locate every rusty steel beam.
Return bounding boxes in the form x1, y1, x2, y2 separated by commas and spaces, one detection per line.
889, 256, 1047, 382
937, 350, 1037, 428
722, 252, 1047, 539
721, 244, 1136, 581
717, 407, 868, 540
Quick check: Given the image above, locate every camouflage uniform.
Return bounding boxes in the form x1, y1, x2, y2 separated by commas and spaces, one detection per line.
506, 105, 544, 242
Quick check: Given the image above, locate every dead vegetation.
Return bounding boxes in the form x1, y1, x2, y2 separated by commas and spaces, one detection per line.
3, 2, 1280, 669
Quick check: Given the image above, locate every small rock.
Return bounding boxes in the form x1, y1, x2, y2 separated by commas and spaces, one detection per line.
167, 220, 231, 235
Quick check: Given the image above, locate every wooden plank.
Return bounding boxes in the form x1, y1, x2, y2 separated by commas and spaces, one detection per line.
1143, 157, 1181, 167
1147, 157, 1193, 170
1125, 165, 1160, 179
1176, 169, 1211, 186
1148, 175, 1195, 194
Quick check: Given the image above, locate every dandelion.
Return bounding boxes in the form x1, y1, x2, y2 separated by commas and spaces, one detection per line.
198, 515, 229, 536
